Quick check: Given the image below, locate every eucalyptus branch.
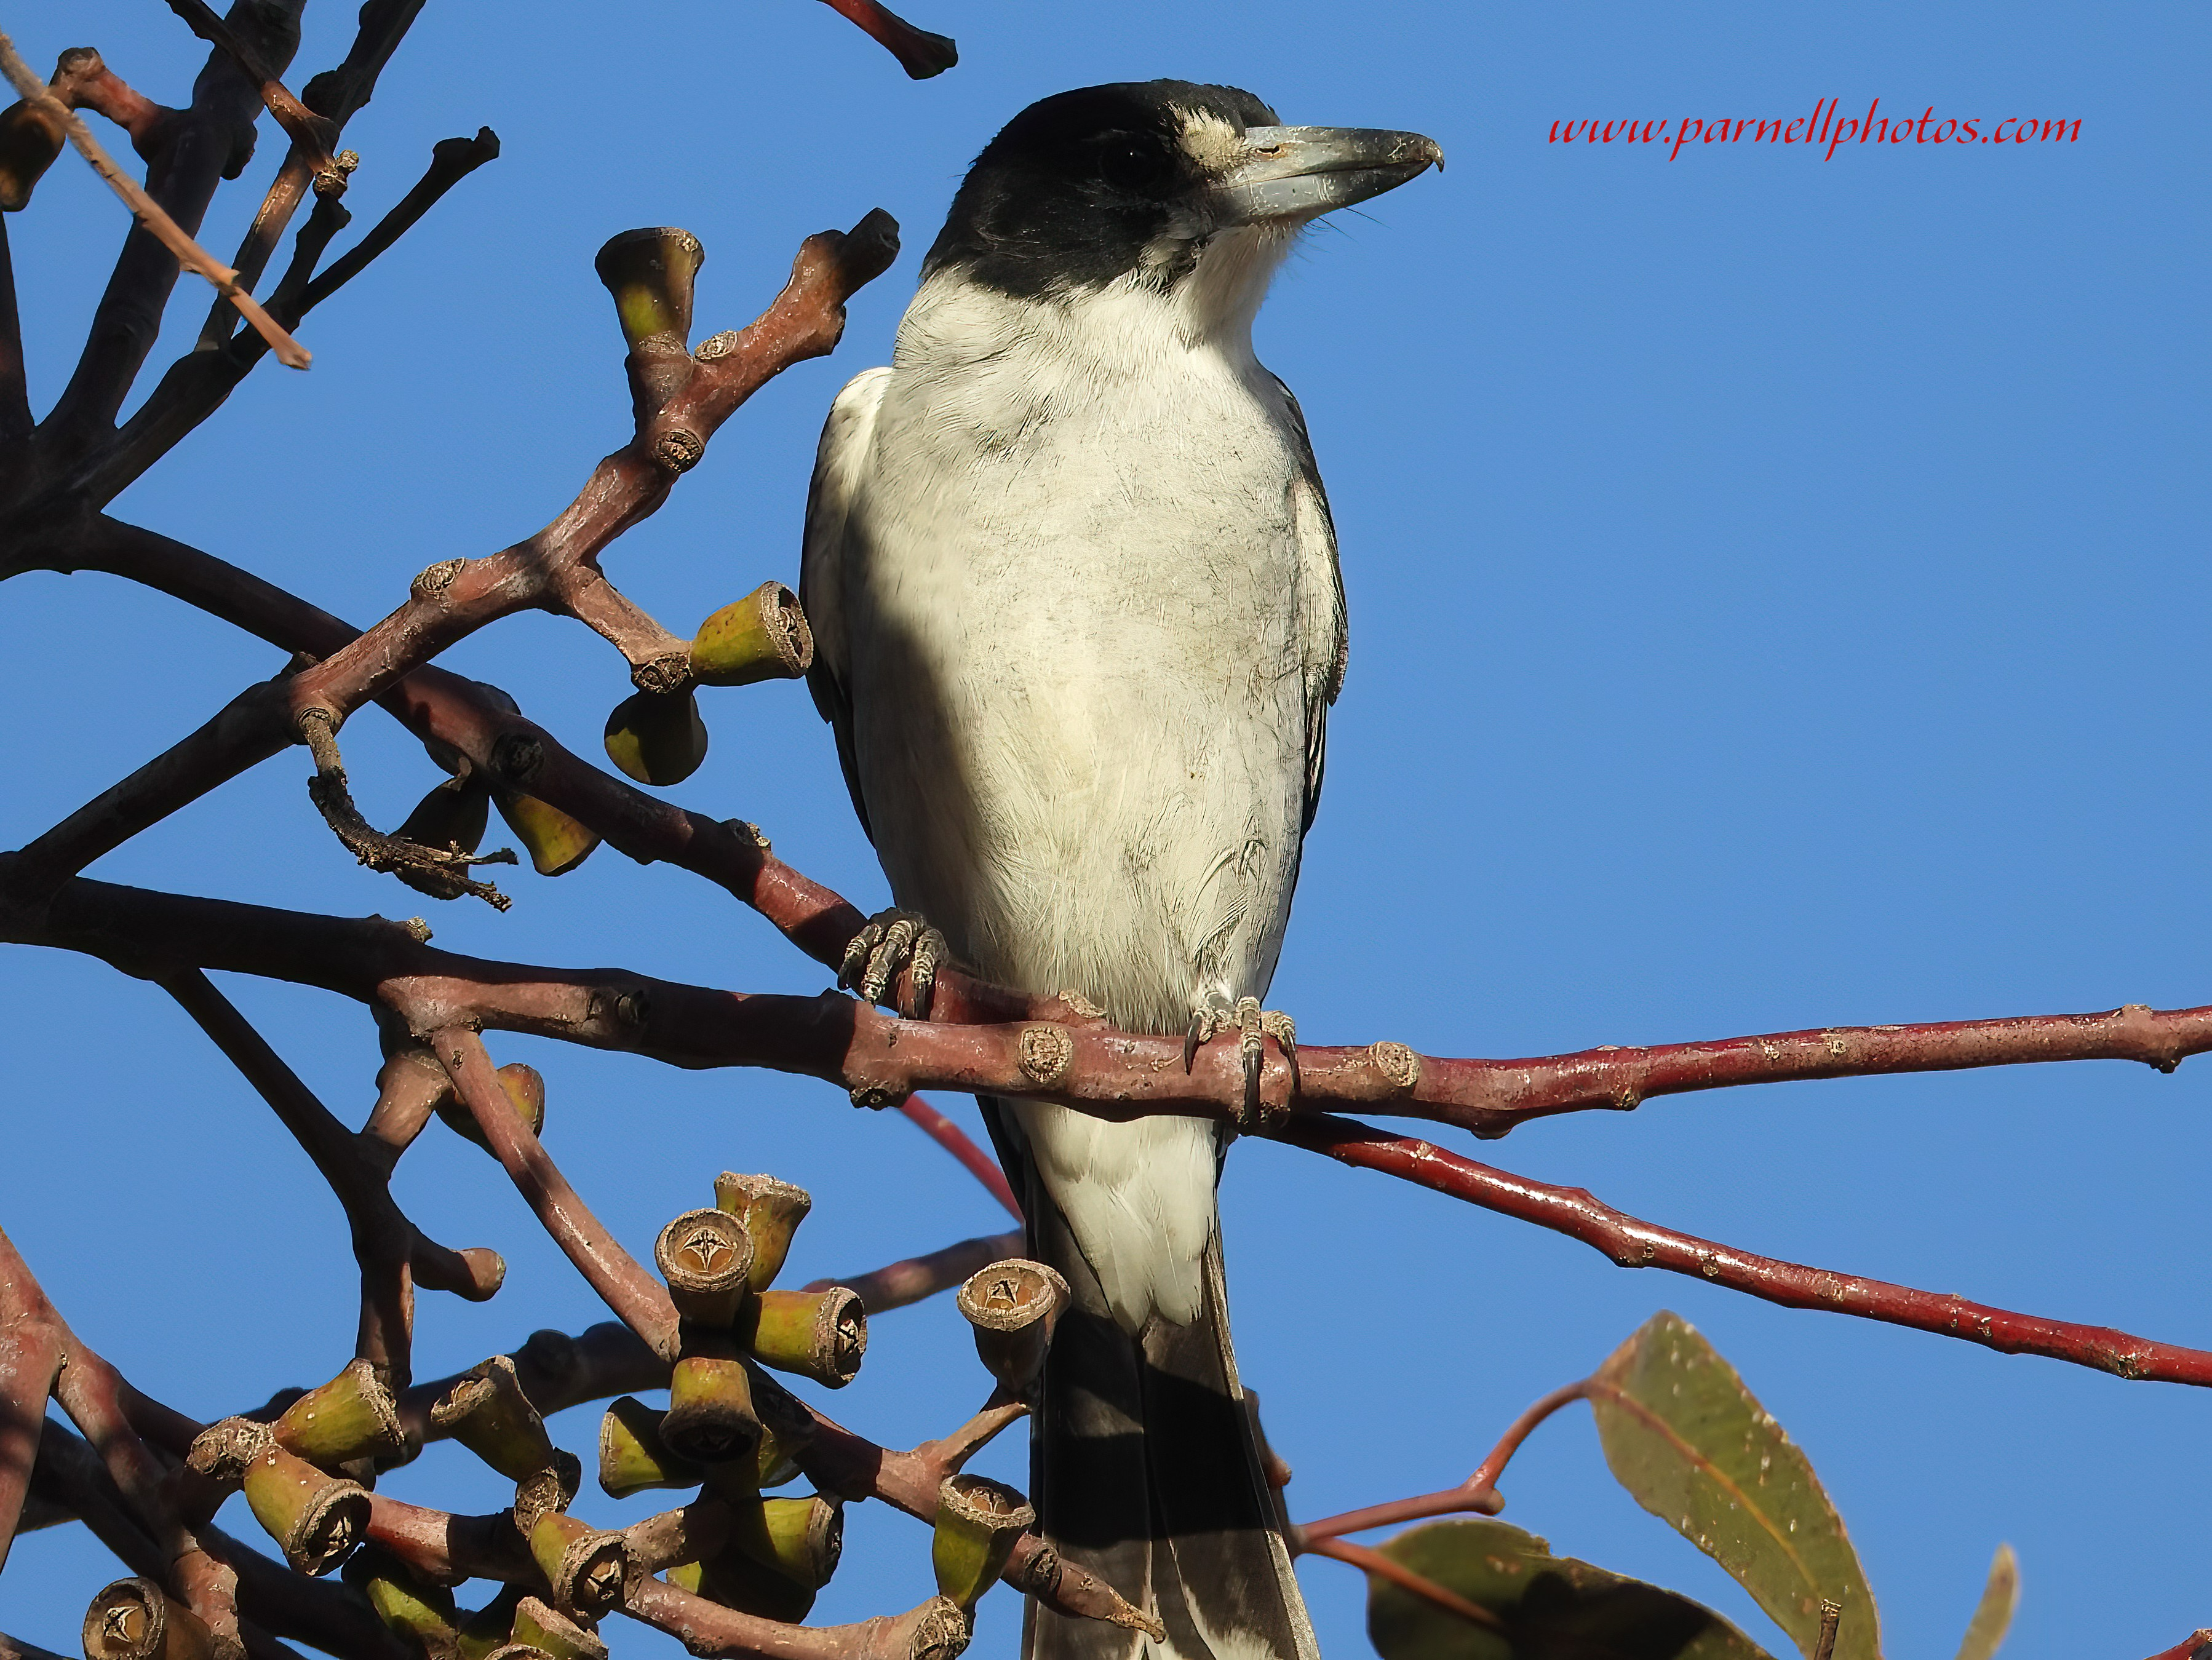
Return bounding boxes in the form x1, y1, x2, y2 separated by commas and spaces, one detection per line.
157, 969, 504, 1391
803, 1231, 1027, 1314
17, 861, 2212, 1401
432, 1027, 682, 1360
0, 32, 309, 368
14, 212, 897, 888
1275, 1114, 2212, 1386
204, 0, 428, 328
156, 0, 340, 182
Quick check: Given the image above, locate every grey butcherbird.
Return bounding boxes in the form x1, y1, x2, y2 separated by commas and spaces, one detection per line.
803, 81, 1441, 1659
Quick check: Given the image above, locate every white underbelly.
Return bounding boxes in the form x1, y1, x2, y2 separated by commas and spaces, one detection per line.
840, 341, 1316, 1330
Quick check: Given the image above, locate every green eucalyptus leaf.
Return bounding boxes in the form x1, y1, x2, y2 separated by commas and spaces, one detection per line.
1952, 1544, 2018, 1660
1365, 1517, 1776, 1660
1589, 1311, 1880, 1660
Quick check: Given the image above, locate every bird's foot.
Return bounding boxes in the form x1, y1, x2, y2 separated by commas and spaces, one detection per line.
839, 908, 947, 1020
1185, 996, 1299, 1124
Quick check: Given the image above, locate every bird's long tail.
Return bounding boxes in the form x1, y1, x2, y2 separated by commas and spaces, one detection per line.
982, 1098, 1319, 1660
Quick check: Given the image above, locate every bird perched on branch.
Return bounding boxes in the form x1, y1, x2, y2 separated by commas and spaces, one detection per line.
802, 80, 1440, 1659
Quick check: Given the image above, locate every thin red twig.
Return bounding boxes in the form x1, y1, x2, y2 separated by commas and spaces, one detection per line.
432, 1028, 680, 1360
896, 1094, 1022, 1220
1300, 1535, 1505, 1632
803, 1229, 1025, 1313
1295, 1380, 1591, 1543
813, 0, 957, 79
1276, 1114, 2212, 1386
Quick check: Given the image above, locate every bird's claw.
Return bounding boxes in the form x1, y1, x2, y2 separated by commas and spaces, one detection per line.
1185, 996, 1299, 1125
838, 908, 946, 1020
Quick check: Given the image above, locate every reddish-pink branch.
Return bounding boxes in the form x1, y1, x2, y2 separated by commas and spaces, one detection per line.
1294, 1380, 1591, 1544
813, 0, 957, 79
0, 1239, 63, 1575
0, 1226, 247, 1654
623, 1573, 966, 1660
433, 1027, 680, 1360
1276, 1115, 2212, 1386
804, 1229, 1025, 1314
1300, 1535, 1504, 1632
13, 874, 2212, 1394
896, 1095, 1022, 1220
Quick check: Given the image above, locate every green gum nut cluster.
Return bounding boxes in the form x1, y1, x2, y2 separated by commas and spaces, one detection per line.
526, 1511, 631, 1621
668, 1551, 814, 1625
594, 227, 704, 353
509, 1596, 607, 1660
739, 1287, 867, 1388
597, 1396, 707, 1499
430, 1352, 581, 1531
659, 1354, 762, 1466
931, 1475, 1035, 1610
725, 1493, 844, 1589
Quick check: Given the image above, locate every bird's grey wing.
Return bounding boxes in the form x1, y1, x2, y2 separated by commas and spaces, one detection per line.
798, 365, 893, 843
1271, 376, 1349, 835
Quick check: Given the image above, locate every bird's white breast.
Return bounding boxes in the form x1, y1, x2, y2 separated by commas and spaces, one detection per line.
835, 270, 1331, 1328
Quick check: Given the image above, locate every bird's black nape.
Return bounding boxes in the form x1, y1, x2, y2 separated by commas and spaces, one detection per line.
923, 79, 1280, 300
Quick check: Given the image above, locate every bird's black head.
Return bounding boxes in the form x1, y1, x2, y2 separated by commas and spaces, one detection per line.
923, 80, 1442, 304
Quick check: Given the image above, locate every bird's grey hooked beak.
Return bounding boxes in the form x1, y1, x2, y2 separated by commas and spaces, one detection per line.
1215, 125, 1444, 226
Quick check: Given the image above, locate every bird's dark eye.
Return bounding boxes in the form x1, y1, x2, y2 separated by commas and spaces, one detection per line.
1095, 138, 1169, 191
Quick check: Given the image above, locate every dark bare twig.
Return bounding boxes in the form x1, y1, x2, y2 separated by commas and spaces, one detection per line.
94, 127, 496, 507
158, 969, 503, 1391
298, 710, 518, 908
292, 129, 500, 317
0, 32, 309, 368
156, 0, 338, 181
205, 0, 427, 332
0, 217, 26, 444
1812, 1600, 1842, 1660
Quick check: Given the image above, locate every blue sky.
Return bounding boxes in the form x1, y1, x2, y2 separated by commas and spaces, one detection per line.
2, 3, 2206, 1656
